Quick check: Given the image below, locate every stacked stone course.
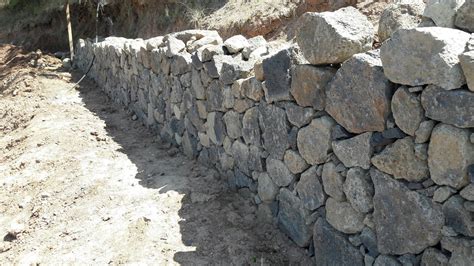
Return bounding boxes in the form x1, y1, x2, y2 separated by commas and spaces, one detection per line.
76, 3, 474, 264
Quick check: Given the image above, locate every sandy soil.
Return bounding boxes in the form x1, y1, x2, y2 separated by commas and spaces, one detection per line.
0, 44, 311, 265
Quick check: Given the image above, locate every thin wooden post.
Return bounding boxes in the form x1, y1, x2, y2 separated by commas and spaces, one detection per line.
66, 0, 74, 61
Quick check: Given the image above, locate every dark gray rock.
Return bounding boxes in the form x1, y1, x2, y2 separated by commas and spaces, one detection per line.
266, 158, 295, 187
322, 162, 346, 202
313, 218, 364, 266
343, 168, 374, 214
248, 145, 264, 172
191, 69, 206, 100
296, 166, 326, 211
290, 65, 336, 110
415, 120, 436, 144
421, 248, 449, 266
284, 102, 314, 128
421, 85, 474, 128
223, 111, 242, 139
391, 87, 425, 136
257, 172, 278, 202
326, 51, 395, 133
371, 168, 444, 255
297, 116, 335, 165
220, 57, 253, 85
331, 125, 353, 141
182, 131, 198, 159
333, 132, 373, 170
278, 188, 312, 247
241, 77, 264, 101
454, 1, 474, 32
242, 107, 261, 147
262, 49, 292, 103
206, 112, 226, 145
374, 255, 401, 266
206, 80, 226, 112
171, 53, 192, 75
259, 104, 289, 159
360, 227, 379, 257
232, 140, 250, 175
233, 169, 256, 191
442, 195, 474, 237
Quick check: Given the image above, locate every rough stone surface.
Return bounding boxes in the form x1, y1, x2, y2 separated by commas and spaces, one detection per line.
360, 227, 379, 256
415, 120, 436, 144
326, 51, 394, 133
242, 107, 261, 147
424, 0, 465, 28
371, 169, 444, 255
278, 188, 312, 247
460, 184, 474, 201
266, 158, 295, 187
241, 77, 263, 101
242, 35, 267, 59
455, 1, 474, 33
378, 1, 425, 42
223, 111, 242, 139
296, 7, 374, 65
374, 255, 401, 266
297, 116, 335, 165
391, 87, 425, 136
206, 112, 226, 145
290, 65, 336, 110
166, 36, 186, 57
459, 51, 474, 92
326, 198, 365, 234
428, 124, 473, 189
343, 168, 374, 214
296, 166, 326, 211
257, 173, 278, 202
259, 104, 288, 159
333, 132, 373, 170
232, 140, 250, 175
433, 186, 456, 203
371, 137, 429, 182
284, 150, 309, 174
223, 35, 249, 54
284, 103, 314, 128
322, 162, 346, 202
262, 49, 292, 103
313, 218, 364, 266
421, 85, 474, 128
380, 27, 470, 90
421, 248, 449, 266
443, 195, 474, 237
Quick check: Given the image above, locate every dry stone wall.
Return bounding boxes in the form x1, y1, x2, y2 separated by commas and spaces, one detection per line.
75, 4, 474, 265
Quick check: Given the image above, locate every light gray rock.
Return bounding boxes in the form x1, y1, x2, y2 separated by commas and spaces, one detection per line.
421, 248, 449, 266
326, 51, 394, 133
372, 137, 429, 182
223, 111, 242, 139
278, 188, 312, 247
257, 173, 278, 202
371, 169, 444, 255
296, 7, 374, 65
290, 65, 336, 110
266, 158, 295, 187
380, 27, 470, 90
322, 162, 346, 201
428, 124, 473, 189
206, 112, 226, 145
166, 36, 186, 57
333, 132, 373, 170
433, 186, 457, 203
415, 120, 436, 144
297, 116, 335, 165
326, 197, 365, 234
391, 87, 424, 136
343, 168, 374, 214
232, 140, 250, 175
223, 35, 249, 54
242, 107, 261, 147
374, 255, 400, 266
201, 44, 224, 62
424, 0, 465, 28
284, 150, 309, 174
248, 145, 264, 172
378, 1, 425, 42
313, 218, 364, 266
460, 184, 474, 201
296, 166, 326, 211
455, 1, 474, 33
242, 36, 267, 60
284, 102, 314, 128
459, 51, 474, 92
259, 104, 289, 159
421, 85, 474, 128
443, 195, 474, 237
241, 77, 263, 101
191, 69, 206, 100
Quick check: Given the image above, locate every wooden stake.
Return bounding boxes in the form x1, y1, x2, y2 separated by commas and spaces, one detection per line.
66, 0, 74, 61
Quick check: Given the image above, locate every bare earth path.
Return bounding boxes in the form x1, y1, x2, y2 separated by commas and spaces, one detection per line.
0, 45, 309, 265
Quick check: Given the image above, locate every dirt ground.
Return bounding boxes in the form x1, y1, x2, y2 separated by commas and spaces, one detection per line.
0, 44, 311, 265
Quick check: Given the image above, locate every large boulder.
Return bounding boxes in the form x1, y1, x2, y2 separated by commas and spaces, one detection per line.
278, 188, 312, 247
371, 169, 444, 255
290, 65, 336, 110
455, 1, 474, 33
297, 116, 335, 165
296, 7, 374, 65
428, 124, 473, 189
421, 85, 474, 128
459, 51, 474, 91
391, 87, 425, 136
380, 27, 470, 90
378, 0, 425, 42
313, 218, 364, 266
424, 0, 465, 28
326, 51, 394, 133
332, 132, 373, 170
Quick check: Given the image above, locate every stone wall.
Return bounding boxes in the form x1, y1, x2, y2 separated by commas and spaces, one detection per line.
75, 3, 474, 265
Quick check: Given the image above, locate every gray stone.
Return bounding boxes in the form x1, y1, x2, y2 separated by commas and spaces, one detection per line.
365, 255, 375, 266
421, 85, 474, 128
191, 69, 206, 100
223, 111, 242, 139
242, 36, 267, 59
460, 51, 474, 92
322, 162, 346, 201
455, 1, 474, 33
283, 150, 308, 175
241, 77, 263, 101
374, 255, 400, 266
266, 158, 295, 187
371, 168, 444, 255
233, 169, 256, 191
196, 100, 207, 119
206, 80, 225, 112
248, 145, 264, 172
257, 173, 278, 202
262, 49, 292, 103
424, 0, 465, 28
343, 168, 374, 214
414, 143, 429, 161
259, 104, 289, 159
326, 197, 365, 234
284, 103, 314, 128
278, 188, 312, 247
219, 152, 234, 171
201, 45, 224, 62
297, 116, 335, 165
296, 7, 374, 65
460, 184, 474, 201
421, 248, 449, 266
380, 27, 470, 90
372, 137, 429, 182
220, 57, 253, 85
254, 59, 264, 81
333, 132, 373, 170
443, 195, 474, 237
331, 125, 353, 141
378, 1, 425, 42
233, 98, 253, 113
290, 65, 336, 110
166, 36, 186, 57
415, 120, 436, 144
232, 140, 250, 175
433, 186, 457, 203
242, 107, 261, 147
326, 51, 394, 133
296, 166, 326, 211
222, 86, 234, 109
360, 227, 379, 257
223, 35, 249, 54
188, 34, 223, 53
206, 112, 226, 145
428, 124, 473, 189
204, 54, 229, 78
171, 53, 192, 75
182, 131, 198, 159
391, 87, 425, 136
313, 218, 364, 266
